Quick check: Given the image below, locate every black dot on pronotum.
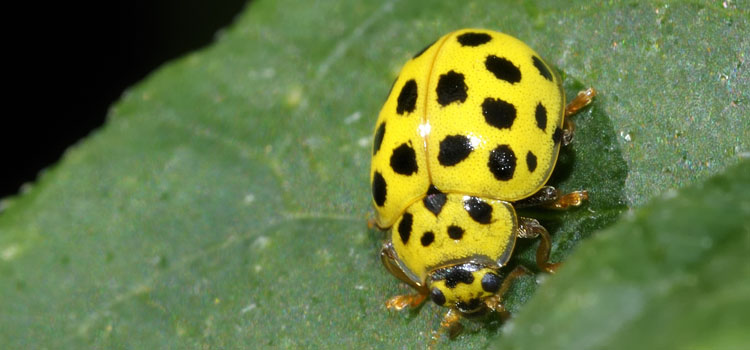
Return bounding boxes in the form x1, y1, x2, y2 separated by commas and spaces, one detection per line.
447, 225, 464, 240
445, 267, 474, 288
553, 127, 563, 144
485, 55, 521, 84
390, 143, 418, 175
532, 56, 553, 81
457, 32, 492, 46
421, 231, 435, 247
488, 144, 517, 181
535, 102, 547, 131
398, 213, 413, 244
430, 288, 446, 305
436, 71, 468, 106
413, 39, 437, 59
526, 151, 537, 173
423, 185, 447, 216
438, 135, 473, 166
372, 122, 385, 155
372, 171, 387, 206
396, 79, 418, 115
463, 197, 493, 224
482, 97, 517, 130
481, 272, 501, 293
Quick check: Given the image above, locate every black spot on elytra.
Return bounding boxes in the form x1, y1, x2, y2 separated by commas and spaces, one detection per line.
447, 225, 464, 240
488, 145, 517, 181
423, 185, 447, 216
438, 135, 473, 166
372, 122, 385, 155
390, 143, 418, 175
456, 298, 482, 312
482, 98, 516, 130
553, 127, 563, 144
436, 71, 468, 106
396, 79, 418, 115
535, 102, 547, 131
481, 272, 501, 293
372, 171, 387, 206
398, 213, 413, 244
463, 197, 493, 224
485, 55, 521, 84
526, 151, 537, 173
421, 231, 435, 247
457, 32, 492, 46
532, 56, 553, 81
445, 267, 475, 288
413, 39, 437, 59
431, 288, 446, 305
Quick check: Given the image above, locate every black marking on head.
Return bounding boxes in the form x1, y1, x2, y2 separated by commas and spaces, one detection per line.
532, 56, 553, 81
372, 171, 387, 206
488, 144, 517, 181
423, 185, 447, 216
398, 213, 413, 244
436, 71, 468, 106
421, 231, 435, 247
481, 272, 501, 293
464, 197, 493, 224
456, 298, 482, 313
430, 287, 446, 305
390, 143, 418, 175
396, 79, 418, 115
413, 39, 437, 59
482, 97, 517, 130
372, 122, 385, 155
526, 151, 538, 173
438, 135, 473, 166
535, 102, 547, 131
445, 268, 475, 288
553, 127, 563, 144
457, 32, 492, 46
485, 55, 521, 84
447, 225, 464, 240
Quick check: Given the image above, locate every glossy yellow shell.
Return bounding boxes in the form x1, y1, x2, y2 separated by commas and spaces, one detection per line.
370, 29, 564, 229
391, 194, 517, 282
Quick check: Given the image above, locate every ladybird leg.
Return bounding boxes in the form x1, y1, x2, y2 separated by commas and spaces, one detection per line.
514, 186, 588, 210
518, 217, 559, 273
485, 265, 530, 320
562, 87, 597, 146
385, 292, 427, 311
428, 308, 463, 347
546, 190, 589, 210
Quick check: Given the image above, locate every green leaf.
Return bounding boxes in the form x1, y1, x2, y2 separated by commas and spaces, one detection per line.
494, 160, 750, 350
1, 0, 747, 349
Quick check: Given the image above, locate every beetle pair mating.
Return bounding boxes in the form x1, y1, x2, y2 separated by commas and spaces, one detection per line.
369, 29, 595, 338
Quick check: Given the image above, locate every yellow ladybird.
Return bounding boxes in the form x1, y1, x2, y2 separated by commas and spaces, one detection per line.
370, 29, 596, 337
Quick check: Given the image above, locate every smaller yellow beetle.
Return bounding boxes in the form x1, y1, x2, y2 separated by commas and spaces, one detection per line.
370, 29, 596, 339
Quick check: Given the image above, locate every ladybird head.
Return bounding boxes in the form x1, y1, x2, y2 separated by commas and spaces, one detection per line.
427, 263, 503, 315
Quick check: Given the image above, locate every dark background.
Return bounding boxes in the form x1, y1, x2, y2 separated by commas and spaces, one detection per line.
2, 1, 249, 199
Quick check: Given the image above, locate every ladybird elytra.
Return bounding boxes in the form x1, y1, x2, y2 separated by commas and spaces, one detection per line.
371, 29, 565, 230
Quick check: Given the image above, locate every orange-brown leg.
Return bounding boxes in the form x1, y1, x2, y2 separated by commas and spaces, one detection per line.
385, 292, 427, 311
515, 186, 588, 210
535, 224, 560, 273
428, 308, 463, 348
545, 190, 589, 210
518, 217, 559, 273
562, 87, 597, 145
